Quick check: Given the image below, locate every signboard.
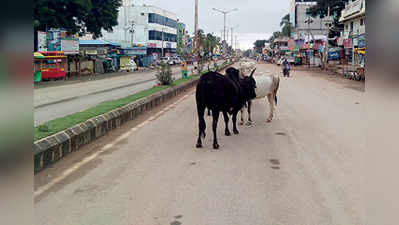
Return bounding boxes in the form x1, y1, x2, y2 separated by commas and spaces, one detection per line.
328, 51, 340, 60
358, 34, 366, 48
337, 37, 344, 46
122, 47, 147, 56
61, 38, 79, 55
37, 31, 47, 51
341, 0, 362, 19
147, 43, 157, 48
166, 42, 172, 48
290, 0, 296, 27
97, 49, 107, 55
343, 38, 353, 49
280, 46, 289, 51
353, 38, 359, 47
85, 49, 98, 55
288, 39, 294, 51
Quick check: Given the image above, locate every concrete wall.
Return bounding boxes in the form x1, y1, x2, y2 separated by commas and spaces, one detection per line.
80, 59, 94, 75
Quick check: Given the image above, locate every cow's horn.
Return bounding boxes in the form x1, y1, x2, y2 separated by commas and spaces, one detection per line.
250, 68, 256, 77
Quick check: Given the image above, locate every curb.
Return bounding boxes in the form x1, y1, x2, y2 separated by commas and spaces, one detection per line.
33, 62, 235, 173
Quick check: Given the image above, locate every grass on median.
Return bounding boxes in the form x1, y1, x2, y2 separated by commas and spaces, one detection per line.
34, 63, 234, 141
34, 74, 199, 141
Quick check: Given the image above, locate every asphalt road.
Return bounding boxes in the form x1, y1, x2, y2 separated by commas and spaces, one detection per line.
34, 60, 224, 126
35, 62, 364, 225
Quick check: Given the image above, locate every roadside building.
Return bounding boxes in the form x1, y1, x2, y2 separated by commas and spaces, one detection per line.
290, 0, 332, 38
273, 37, 290, 58
339, 0, 366, 67
101, 4, 178, 60
79, 40, 121, 74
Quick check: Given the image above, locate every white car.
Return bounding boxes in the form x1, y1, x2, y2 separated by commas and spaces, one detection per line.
160, 57, 174, 65
171, 57, 181, 65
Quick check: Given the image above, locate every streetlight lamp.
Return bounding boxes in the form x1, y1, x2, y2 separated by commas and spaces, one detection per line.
212, 7, 238, 56
212, 8, 238, 42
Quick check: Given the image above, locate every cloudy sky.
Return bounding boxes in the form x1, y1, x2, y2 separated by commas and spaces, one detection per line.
133, 0, 290, 49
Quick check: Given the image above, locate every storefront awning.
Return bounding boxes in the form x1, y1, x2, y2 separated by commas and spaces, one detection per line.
355, 48, 366, 54
34, 52, 45, 59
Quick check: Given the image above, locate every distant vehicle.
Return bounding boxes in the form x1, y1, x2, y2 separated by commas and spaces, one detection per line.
286, 56, 295, 64
160, 56, 174, 65
171, 56, 181, 65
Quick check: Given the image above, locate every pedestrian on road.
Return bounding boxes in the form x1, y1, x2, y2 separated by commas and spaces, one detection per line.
181, 61, 188, 78
282, 57, 290, 77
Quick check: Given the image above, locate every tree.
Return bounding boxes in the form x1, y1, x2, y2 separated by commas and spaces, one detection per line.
84, 0, 122, 38
253, 40, 268, 54
34, 0, 122, 38
309, 0, 349, 45
280, 14, 293, 37
243, 49, 252, 57
268, 31, 281, 43
204, 33, 219, 56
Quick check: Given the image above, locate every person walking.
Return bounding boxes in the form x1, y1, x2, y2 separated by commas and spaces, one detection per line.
282, 57, 291, 77
181, 60, 188, 78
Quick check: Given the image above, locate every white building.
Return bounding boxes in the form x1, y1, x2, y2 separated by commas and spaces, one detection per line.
290, 0, 332, 39
339, 0, 366, 39
339, 0, 366, 66
101, 3, 178, 57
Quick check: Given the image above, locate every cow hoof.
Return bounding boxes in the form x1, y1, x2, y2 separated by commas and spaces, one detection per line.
225, 130, 231, 136
239, 121, 244, 126
213, 143, 220, 149
196, 143, 203, 148
245, 121, 252, 126
266, 119, 272, 123
233, 129, 240, 135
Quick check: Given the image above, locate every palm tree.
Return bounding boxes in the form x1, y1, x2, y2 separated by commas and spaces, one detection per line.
280, 14, 292, 37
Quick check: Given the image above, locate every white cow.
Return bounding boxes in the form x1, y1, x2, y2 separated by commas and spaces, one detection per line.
239, 61, 256, 76
240, 73, 280, 124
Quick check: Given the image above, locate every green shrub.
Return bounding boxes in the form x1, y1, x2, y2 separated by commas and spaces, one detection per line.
156, 62, 174, 85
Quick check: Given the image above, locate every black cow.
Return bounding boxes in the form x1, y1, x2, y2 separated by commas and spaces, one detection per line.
195, 68, 257, 149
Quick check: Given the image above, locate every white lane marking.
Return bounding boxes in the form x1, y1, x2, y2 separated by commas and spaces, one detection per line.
34, 91, 194, 197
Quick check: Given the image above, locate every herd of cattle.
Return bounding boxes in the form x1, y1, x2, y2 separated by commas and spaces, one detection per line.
195, 60, 280, 149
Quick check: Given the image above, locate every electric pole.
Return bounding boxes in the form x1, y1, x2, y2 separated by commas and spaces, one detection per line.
194, 0, 198, 58
230, 25, 239, 50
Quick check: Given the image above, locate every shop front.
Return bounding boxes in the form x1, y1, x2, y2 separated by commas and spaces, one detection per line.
37, 51, 67, 80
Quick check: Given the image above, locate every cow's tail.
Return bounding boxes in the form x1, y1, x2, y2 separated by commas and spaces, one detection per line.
274, 76, 280, 106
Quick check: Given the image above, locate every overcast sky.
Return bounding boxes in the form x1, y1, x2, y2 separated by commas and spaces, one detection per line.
133, 0, 290, 49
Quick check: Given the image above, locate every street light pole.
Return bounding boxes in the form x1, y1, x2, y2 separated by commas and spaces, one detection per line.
230, 25, 239, 50
305, 16, 313, 68
322, 6, 332, 71
212, 8, 238, 56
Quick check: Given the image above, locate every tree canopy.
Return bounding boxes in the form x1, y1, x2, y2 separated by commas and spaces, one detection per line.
280, 14, 293, 37
309, 0, 349, 44
34, 0, 122, 38
253, 40, 268, 54
196, 29, 221, 56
